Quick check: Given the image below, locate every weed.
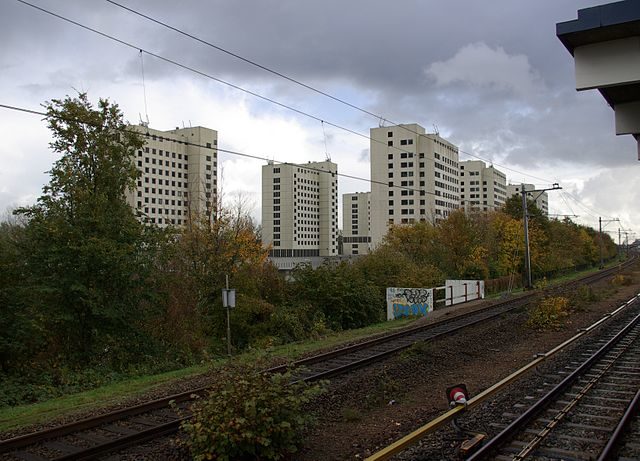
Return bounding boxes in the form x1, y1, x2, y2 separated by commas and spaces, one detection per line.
571, 284, 600, 311
611, 274, 633, 286
364, 368, 399, 408
399, 341, 431, 361
342, 407, 362, 422
179, 364, 326, 461
527, 296, 570, 330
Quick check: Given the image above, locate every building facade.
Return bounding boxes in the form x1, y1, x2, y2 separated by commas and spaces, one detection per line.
342, 192, 371, 256
127, 125, 218, 227
506, 184, 549, 215
460, 160, 507, 212
262, 160, 338, 270
370, 124, 460, 248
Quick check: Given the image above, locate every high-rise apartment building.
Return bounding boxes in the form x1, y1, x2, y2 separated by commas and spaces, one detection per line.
342, 192, 371, 256
460, 160, 507, 212
370, 124, 460, 247
127, 125, 218, 227
262, 160, 338, 270
506, 184, 549, 215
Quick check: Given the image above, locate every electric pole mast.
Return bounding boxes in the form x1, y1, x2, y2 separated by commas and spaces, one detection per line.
521, 183, 561, 289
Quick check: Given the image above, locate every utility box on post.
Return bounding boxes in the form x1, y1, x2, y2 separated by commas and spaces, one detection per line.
222, 289, 236, 308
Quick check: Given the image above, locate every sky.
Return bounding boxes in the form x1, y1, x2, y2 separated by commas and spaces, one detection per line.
0, 0, 637, 242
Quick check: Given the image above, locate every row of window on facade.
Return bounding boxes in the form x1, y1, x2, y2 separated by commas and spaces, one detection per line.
388, 152, 423, 159
269, 249, 321, 257
143, 216, 185, 225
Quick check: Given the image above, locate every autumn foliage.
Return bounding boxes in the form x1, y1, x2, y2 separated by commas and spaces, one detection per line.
0, 93, 620, 408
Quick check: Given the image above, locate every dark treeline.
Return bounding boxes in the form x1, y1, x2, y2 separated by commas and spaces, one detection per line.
0, 94, 618, 407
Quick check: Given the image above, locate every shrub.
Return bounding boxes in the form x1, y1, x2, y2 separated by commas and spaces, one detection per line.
341, 407, 362, 422
572, 284, 600, 310
611, 274, 632, 286
179, 365, 325, 460
527, 296, 570, 330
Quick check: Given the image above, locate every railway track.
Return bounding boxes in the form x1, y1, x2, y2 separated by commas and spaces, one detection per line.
0, 260, 633, 461
467, 302, 640, 461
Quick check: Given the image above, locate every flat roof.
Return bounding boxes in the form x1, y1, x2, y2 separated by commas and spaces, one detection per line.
557, 0, 640, 54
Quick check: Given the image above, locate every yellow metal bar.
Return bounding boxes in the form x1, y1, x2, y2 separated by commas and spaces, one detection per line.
365, 293, 640, 461
365, 405, 465, 460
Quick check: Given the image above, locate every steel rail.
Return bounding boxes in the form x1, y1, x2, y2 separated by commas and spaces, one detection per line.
273, 258, 633, 378
466, 311, 640, 460
596, 388, 640, 461
1, 258, 634, 460
365, 292, 640, 461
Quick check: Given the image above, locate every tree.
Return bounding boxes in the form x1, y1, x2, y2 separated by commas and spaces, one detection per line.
16, 93, 155, 365
0, 218, 44, 372
291, 261, 383, 330
503, 194, 546, 222
155, 196, 272, 354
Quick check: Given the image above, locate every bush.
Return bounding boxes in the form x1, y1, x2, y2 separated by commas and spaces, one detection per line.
572, 284, 600, 310
527, 296, 570, 330
179, 365, 325, 460
611, 274, 632, 286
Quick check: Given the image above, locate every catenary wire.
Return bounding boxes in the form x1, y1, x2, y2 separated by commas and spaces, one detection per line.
0, 103, 447, 199
17, 0, 556, 187
10, 0, 458, 212
106, 0, 556, 184
3, 102, 617, 231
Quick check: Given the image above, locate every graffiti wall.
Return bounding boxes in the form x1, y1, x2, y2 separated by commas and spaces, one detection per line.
386, 287, 434, 321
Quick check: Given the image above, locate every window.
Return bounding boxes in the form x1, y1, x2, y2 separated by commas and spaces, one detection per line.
388, 131, 393, 137
388, 154, 393, 160
388, 141, 393, 146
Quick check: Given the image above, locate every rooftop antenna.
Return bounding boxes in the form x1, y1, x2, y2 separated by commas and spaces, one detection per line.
378, 117, 386, 128
321, 120, 331, 162
139, 50, 150, 127
433, 123, 440, 136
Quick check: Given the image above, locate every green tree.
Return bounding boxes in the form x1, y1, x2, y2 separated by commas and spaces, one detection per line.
0, 216, 45, 372
154, 196, 272, 354
16, 93, 155, 365
503, 194, 546, 222
291, 261, 383, 330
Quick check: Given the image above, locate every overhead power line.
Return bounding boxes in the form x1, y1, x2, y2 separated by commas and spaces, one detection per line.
0, 103, 441, 199
105, 0, 383, 122
5, 102, 620, 231
17, 0, 556, 186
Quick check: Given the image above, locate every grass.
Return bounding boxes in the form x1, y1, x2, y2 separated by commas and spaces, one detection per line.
0, 364, 212, 433
0, 317, 416, 433
1, 259, 628, 433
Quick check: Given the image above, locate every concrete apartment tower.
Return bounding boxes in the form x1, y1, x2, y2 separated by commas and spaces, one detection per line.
127, 125, 217, 227
506, 184, 549, 215
342, 192, 371, 256
370, 124, 460, 248
459, 160, 508, 212
262, 160, 338, 270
